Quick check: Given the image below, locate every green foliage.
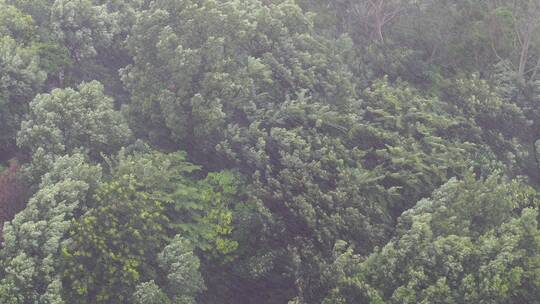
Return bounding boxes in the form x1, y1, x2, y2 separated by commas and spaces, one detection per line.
0, 153, 102, 303
34, 42, 73, 84
157, 235, 206, 303
8, 0, 134, 95
0, 35, 46, 154
5, 0, 56, 30
61, 170, 171, 302
61, 149, 237, 303
438, 73, 538, 184
108, 148, 239, 254
324, 172, 540, 304
216, 77, 493, 302
17, 81, 132, 160
132, 236, 206, 304
0, 0, 35, 43
0, 0, 538, 303
50, 0, 118, 62
133, 281, 171, 304
122, 0, 355, 159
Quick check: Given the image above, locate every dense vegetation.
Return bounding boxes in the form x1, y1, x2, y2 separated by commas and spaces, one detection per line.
0, 0, 539, 303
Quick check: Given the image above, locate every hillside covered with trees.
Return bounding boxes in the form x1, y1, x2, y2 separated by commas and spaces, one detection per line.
0, 0, 539, 303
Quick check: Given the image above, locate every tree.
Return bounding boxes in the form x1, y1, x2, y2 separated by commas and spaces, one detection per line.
17, 81, 132, 168
0, 153, 102, 303
216, 78, 492, 303
61, 148, 237, 303
5, 0, 56, 31
156, 235, 206, 303
133, 281, 171, 304
439, 72, 538, 185
50, 0, 117, 62
324, 172, 540, 303
123, 1, 513, 302
0, 0, 35, 43
122, 0, 356, 159
49, 0, 135, 95
0, 35, 46, 157
0, 0, 538, 303
8, 0, 136, 94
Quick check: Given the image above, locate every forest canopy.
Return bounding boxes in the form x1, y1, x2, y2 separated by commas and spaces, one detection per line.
0, 0, 539, 303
